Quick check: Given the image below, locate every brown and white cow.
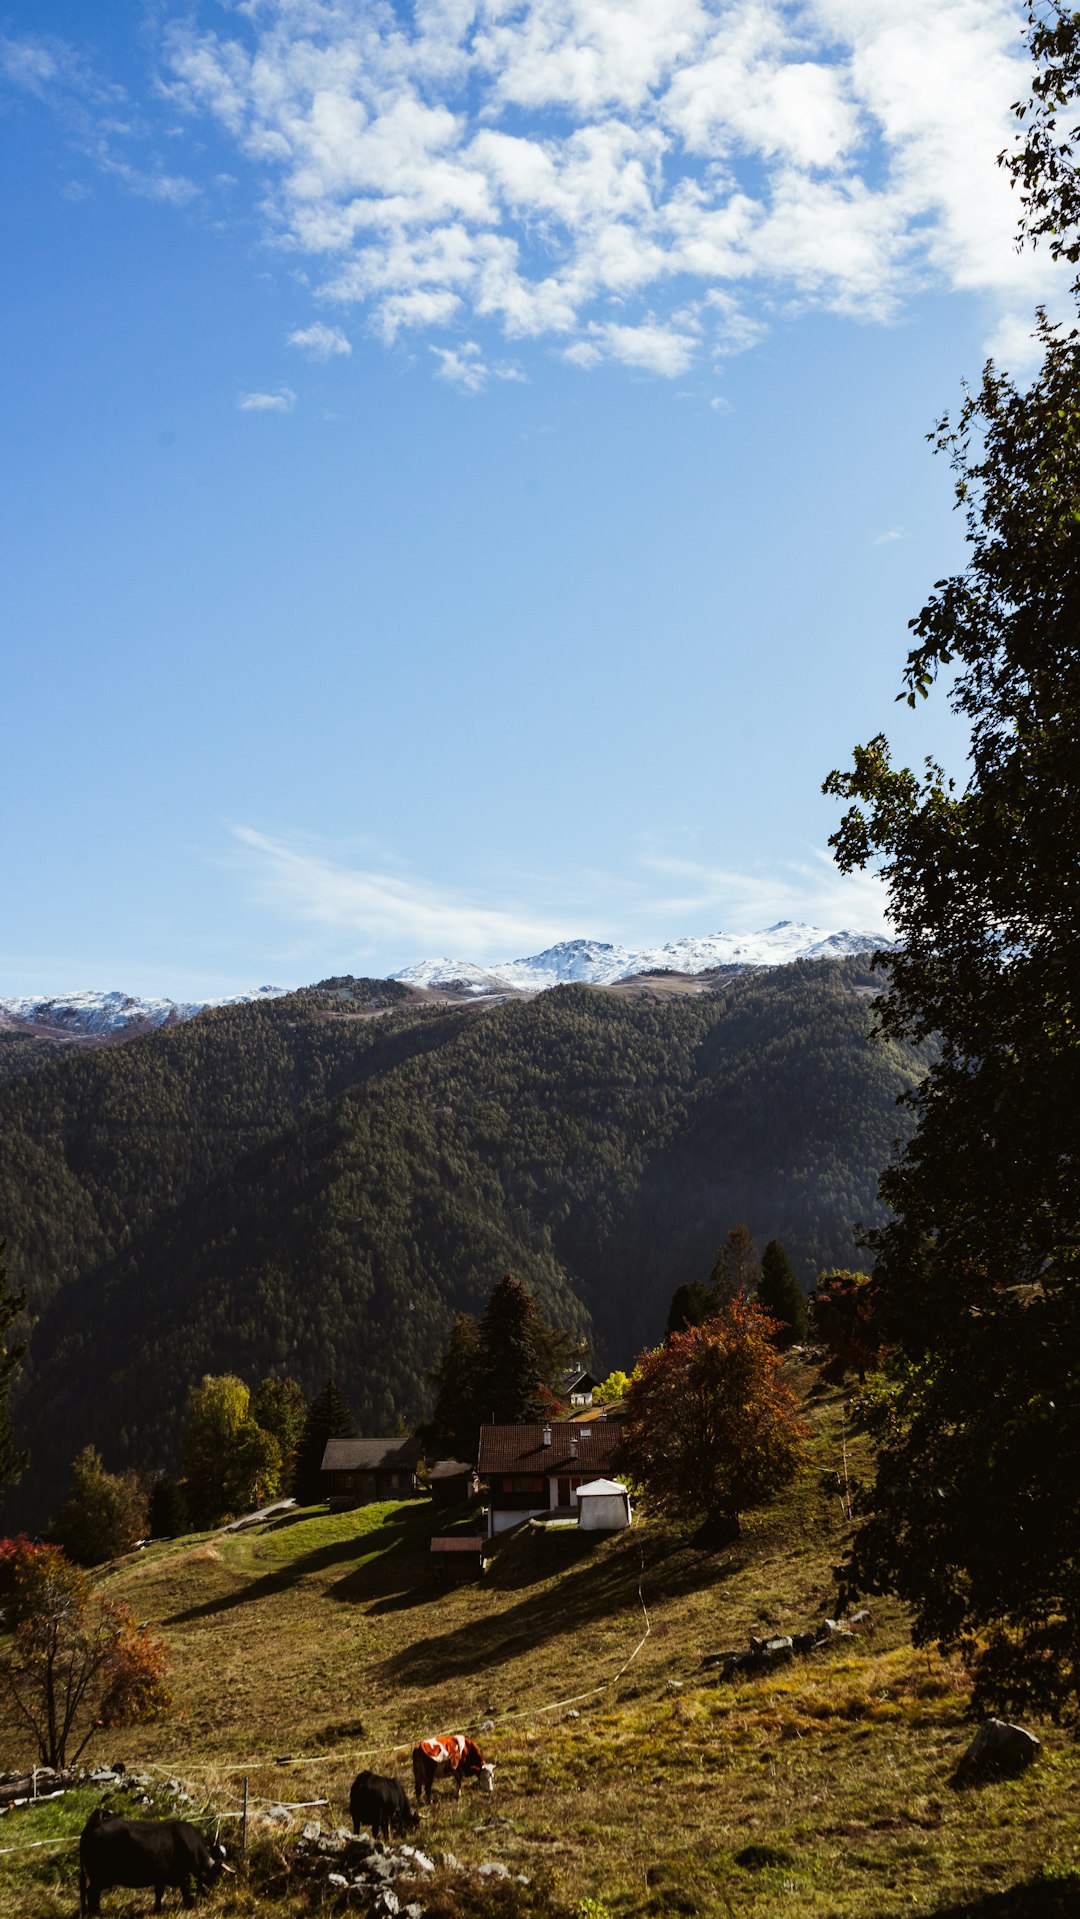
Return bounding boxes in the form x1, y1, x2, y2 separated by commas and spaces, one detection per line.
412, 1734, 495, 1804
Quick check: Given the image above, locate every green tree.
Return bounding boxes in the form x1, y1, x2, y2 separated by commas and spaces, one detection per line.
51, 1447, 147, 1567
423, 1313, 484, 1459
294, 1379, 357, 1506
592, 1369, 632, 1406
0, 1240, 27, 1506
0, 1537, 171, 1767
224, 1421, 281, 1514
1000, 3, 1080, 266
618, 1298, 806, 1547
252, 1376, 306, 1492
183, 1374, 279, 1525
822, 17, 1080, 1718
665, 1279, 714, 1337
709, 1225, 762, 1306
475, 1274, 573, 1425
757, 1240, 808, 1346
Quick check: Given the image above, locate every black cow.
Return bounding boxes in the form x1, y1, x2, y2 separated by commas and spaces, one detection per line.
79, 1809, 229, 1915
349, 1770, 420, 1840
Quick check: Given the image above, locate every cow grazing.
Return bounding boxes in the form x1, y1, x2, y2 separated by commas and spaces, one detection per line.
412, 1734, 495, 1804
349, 1770, 420, 1840
79, 1809, 230, 1915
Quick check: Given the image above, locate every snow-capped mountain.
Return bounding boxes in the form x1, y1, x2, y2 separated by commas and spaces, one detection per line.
1, 923, 889, 1041
393, 922, 890, 993
0, 985, 288, 1039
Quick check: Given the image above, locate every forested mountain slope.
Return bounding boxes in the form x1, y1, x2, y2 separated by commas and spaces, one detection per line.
0, 960, 929, 1525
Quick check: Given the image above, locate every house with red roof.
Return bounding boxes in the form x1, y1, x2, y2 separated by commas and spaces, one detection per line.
477, 1419, 626, 1537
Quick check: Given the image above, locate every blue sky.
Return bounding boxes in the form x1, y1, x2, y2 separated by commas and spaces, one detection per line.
0, 0, 1065, 996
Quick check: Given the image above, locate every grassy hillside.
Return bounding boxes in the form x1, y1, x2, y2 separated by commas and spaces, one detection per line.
1, 1372, 1076, 1919
0, 961, 931, 1524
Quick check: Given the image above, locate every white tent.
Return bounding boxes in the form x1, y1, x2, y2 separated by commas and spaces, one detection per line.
575, 1477, 632, 1531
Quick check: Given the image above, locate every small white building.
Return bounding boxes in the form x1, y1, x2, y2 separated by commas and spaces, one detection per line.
576, 1477, 632, 1531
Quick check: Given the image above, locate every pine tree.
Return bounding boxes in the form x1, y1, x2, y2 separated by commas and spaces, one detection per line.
422, 1314, 484, 1459
475, 1274, 560, 1424
709, 1225, 762, 1305
294, 1379, 357, 1506
666, 1279, 714, 1337
757, 1240, 809, 1347
0, 1239, 27, 1507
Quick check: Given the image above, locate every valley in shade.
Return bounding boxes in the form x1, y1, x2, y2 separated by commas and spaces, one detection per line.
0, 954, 926, 1528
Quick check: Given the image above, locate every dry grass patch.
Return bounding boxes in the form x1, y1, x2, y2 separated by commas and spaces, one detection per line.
1, 1371, 1078, 1916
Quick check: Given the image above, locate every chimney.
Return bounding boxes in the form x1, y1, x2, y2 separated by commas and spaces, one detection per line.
570, 1432, 578, 1458
542, 1423, 552, 1447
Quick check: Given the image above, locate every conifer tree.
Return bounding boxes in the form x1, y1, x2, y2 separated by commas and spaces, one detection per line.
423, 1313, 484, 1459
294, 1379, 357, 1506
757, 1240, 809, 1346
666, 1279, 714, 1337
0, 1239, 27, 1507
475, 1274, 564, 1424
709, 1225, 762, 1305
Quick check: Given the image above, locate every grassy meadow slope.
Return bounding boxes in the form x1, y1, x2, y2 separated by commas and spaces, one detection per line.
0, 960, 931, 1525
1, 1372, 1077, 1919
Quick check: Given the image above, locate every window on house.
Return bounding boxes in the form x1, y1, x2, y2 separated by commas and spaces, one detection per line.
502, 1477, 514, 1493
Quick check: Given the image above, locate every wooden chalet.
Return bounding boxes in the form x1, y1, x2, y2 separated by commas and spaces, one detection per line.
320, 1437, 421, 1510
477, 1419, 624, 1537
427, 1458, 479, 1506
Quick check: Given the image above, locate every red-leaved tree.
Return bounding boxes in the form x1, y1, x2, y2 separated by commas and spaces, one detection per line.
0, 1537, 171, 1768
618, 1298, 807, 1546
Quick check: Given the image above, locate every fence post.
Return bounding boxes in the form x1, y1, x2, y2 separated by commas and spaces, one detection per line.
241, 1776, 248, 1857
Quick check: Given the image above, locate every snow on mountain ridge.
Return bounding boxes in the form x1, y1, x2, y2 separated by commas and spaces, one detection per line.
0, 985, 288, 1038
393, 922, 890, 992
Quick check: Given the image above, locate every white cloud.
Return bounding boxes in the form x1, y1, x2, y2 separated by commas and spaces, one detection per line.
231, 826, 562, 957
639, 845, 893, 935
567, 317, 699, 376
237, 387, 296, 411
288, 320, 351, 358
430, 340, 526, 390
230, 824, 892, 970
874, 526, 905, 544
146, 2, 1074, 382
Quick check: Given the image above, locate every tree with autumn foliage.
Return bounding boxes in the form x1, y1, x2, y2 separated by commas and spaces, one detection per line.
618, 1298, 806, 1546
0, 1537, 171, 1768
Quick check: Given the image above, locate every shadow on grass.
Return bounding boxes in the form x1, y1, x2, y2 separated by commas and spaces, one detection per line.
381, 1529, 743, 1687
165, 1506, 433, 1623
904, 1878, 1080, 1917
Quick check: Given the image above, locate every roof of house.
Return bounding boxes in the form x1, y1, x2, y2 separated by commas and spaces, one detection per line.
561, 1368, 601, 1392
477, 1422, 622, 1476
321, 1437, 422, 1473
428, 1458, 476, 1481
430, 1535, 485, 1553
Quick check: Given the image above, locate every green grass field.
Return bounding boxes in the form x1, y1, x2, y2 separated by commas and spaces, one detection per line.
3, 1371, 1079, 1918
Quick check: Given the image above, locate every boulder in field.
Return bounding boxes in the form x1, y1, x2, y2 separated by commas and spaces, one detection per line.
954, 1719, 1040, 1786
